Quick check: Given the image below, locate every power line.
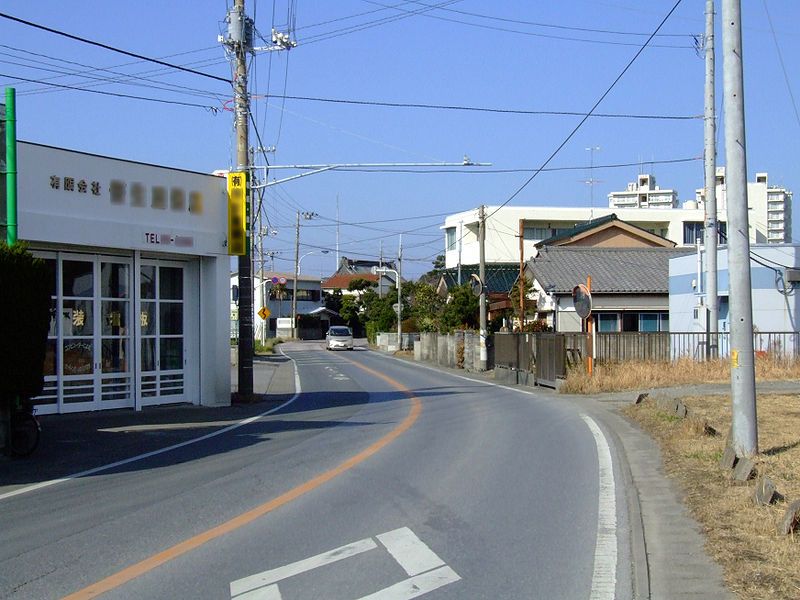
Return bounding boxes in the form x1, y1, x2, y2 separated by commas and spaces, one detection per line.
263, 93, 701, 120
362, 0, 696, 49
0, 71, 221, 111
0, 11, 230, 85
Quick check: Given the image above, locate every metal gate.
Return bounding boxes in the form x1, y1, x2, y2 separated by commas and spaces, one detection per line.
535, 333, 566, 388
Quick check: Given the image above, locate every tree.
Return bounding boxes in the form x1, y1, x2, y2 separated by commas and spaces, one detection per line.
406, 281, 444, 332
347, 278, 376, 298
271, 283, 288, 317
441, 283, 479, 331
509, 275, 535, 329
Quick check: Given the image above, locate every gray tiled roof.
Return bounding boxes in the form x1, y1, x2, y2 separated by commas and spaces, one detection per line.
528, 247, 693, 294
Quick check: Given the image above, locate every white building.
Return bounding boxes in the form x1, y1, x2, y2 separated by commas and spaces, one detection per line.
443, 172, 793, 269
695, 168, 792, 243
16, 142, 231, 414
608, 174, 678, 209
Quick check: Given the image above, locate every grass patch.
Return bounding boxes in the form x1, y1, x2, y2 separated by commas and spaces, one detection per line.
624, 393, 800, 599
559, 357, 800, 394
255, 338, 284, 355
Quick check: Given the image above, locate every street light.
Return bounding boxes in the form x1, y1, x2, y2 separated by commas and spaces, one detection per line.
373, 266, 401, 351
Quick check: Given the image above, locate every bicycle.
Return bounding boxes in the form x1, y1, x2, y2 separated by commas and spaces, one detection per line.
8, 398, 41, 457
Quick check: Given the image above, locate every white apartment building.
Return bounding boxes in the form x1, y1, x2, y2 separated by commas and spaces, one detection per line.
443, 171, 793, 269
695, 168, 792, 243
608, 174, 678, 209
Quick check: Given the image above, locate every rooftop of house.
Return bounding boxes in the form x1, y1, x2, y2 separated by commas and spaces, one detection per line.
527, 247, 693, 294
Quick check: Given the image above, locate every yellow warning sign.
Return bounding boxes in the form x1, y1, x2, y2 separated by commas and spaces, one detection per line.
258, 306, 271, 320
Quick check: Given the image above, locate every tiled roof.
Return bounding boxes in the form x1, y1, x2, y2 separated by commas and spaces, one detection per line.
438, 264, 520, 293
528, 247, 693, 294
322, 273, 380, 290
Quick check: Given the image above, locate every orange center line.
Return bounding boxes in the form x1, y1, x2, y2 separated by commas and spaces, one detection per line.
63, 358, 421, 599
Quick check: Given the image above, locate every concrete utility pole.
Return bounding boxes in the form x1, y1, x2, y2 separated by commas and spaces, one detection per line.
291, 211, 318, 338
518, 218, 525, 331
704, 0, 719, 358
230, 0, 253, 400
478, 205, 487, 370
722, 0, 758, 457
398, 234, 403, 349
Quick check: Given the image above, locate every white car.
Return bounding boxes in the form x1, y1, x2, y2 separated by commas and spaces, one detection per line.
326, 326, 354, 350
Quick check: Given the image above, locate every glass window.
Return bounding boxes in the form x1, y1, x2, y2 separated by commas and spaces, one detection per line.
62, 300, 94, 336
102, 301, 128, 335
101, 263, 129, 298
660, 312, 669, 332
597, 313, 619, 332
159, 303, 183, 335
523, 227, 550, 240
63, 260, 93, 297
140, 302, 156, 335
683, 222, 704, 244
445, 227, 456, 251
63, 340, 93, 376
141, 338, 156, 371
639, 313, 659, 332
141, 266, 156, 299
159, 267, 183, 300
622, 313, 639, 332
102, 339, 128, 373
43, 258, 57, 296
160, 338, 183, 370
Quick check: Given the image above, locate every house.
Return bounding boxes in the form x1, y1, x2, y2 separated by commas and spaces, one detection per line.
231, 271, 328, 340
435, 264, 520, 323
441, 172, 792, 270
534, 213, 676, 249
525, 246, 693, 332
669, 244, 799, 357
322, 256, 398, 297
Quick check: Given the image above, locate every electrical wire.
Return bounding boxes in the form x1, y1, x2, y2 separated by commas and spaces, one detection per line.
0, 12, 230, 85
761, 0, 800, 131
361, 0, 696, 49
263, 93, 701, 120
0, 71, 221, 111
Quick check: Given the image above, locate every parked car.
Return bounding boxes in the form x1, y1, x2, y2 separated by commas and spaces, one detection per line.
326, 326, 354, 350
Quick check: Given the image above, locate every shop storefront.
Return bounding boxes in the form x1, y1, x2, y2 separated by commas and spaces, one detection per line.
18, 142, 231, 414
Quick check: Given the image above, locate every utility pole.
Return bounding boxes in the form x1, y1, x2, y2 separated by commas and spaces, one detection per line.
378, 240, 383, 298
585, 146, 601, 219
704, 0, 719, 358
3, 88, 16, 246
518, 217, 525, 331
457, 220, 463, 286
228, 0, 254, 400
722, 0, 758, 457
292, 211, 318, 339
478, 205, 487, 370
292, 211, 301, 340
397, 234, 403, 349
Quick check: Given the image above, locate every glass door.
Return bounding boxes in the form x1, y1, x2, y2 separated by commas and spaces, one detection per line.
60, 258, 97, 411
99, 259, 132, 409
140, 263, 186, 405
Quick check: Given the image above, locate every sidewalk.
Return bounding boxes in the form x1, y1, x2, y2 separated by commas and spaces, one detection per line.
0, 354, 297, 495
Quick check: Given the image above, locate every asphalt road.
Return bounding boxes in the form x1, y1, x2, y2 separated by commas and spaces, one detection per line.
0, 342, 634, 599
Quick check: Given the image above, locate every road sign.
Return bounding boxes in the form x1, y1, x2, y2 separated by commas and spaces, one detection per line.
258, 306, 270, 320
572, 284, 592, 319
278, 276, 287, 284
271, 276, 279, 284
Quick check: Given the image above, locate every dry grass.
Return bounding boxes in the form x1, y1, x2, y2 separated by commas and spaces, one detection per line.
623, 393, 800, 600
559, 357, 800, 394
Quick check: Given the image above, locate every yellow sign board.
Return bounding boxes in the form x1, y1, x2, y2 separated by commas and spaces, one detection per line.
258, 306, 271, 320
227, 171, 247, 256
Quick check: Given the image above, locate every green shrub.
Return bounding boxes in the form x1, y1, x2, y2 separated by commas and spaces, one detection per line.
0, 243, 51, 401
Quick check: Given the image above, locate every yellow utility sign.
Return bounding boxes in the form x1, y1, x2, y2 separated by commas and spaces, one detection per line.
258, 306, 271, 320
227, 171, 247, 256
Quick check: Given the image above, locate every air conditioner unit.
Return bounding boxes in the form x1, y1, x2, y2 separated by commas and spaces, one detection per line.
785, 268, 800, 283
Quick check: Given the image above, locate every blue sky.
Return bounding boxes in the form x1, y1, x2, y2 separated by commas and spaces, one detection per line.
2, 1, 798, 279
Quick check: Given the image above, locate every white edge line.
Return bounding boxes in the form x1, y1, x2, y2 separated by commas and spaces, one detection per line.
580, 414, 618, 600
0, 349, 302, 502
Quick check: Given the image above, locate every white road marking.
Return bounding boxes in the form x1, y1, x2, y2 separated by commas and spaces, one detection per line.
230, 538, 377, 598
355, 566, 461, 600
229, 527, 459, 600
581, 415, 618, 600
376, 527, 445, 576
0, 352, 303, 503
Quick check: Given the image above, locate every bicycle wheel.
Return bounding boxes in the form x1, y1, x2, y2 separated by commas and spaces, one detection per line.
9, 413, 40, 457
